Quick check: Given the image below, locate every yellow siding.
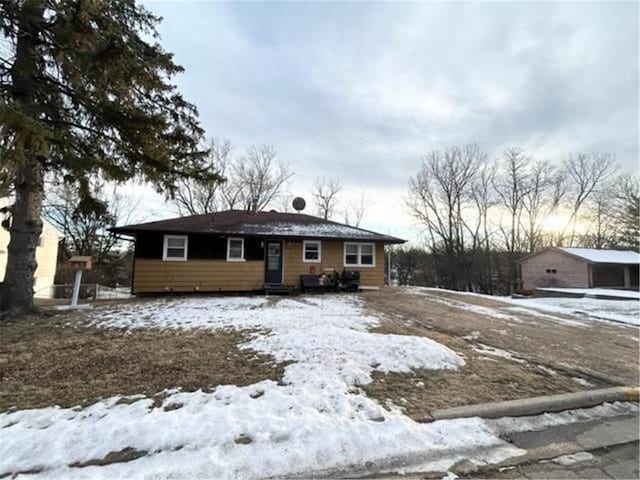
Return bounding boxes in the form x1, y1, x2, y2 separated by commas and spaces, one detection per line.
0, 212, 61, 298
283, 240, 385, 288
134, 259, 264, 293
133, 240, 386, 293
35, 222, 61, 279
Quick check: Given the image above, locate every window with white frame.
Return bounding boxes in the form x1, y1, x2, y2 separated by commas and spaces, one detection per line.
227, 237, 245, 261
344, 242, 375, 267
163, 235, 188, 261
303, 240, 321, 262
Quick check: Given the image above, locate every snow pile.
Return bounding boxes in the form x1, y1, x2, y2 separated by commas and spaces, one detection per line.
487, 401, 639, 434
505, 297, 640, 326
550, 452, 594, 466
406, 288, 526, 323
0, 295, 523, 479
537, 287, 640, 300
409, 287, 640, 327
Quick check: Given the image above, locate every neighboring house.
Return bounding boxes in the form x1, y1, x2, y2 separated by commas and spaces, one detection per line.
111, 210, 405, 294
0, 206, 64, 299
519, 247, 640, 291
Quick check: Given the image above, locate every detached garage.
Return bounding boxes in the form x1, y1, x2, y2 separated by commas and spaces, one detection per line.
519, 247, 640, 291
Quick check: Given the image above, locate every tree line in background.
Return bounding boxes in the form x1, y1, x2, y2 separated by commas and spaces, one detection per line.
395, 145, 639, 294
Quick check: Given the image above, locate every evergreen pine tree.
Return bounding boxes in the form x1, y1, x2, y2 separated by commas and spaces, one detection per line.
0, 0, 220, 315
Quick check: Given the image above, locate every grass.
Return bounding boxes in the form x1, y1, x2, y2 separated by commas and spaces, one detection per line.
364, 322, 600, 418
0, 311, 287, 411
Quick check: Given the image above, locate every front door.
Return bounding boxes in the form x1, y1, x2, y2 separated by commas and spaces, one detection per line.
265, 241, 283, 284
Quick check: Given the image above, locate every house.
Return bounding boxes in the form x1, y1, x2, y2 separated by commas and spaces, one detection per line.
519, 247, 640, 291
0, 203, 64, 299
110, 210, 405, 294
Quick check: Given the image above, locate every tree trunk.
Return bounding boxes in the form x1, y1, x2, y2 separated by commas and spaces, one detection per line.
2, 161, 44, 315
1, 0, 46, 316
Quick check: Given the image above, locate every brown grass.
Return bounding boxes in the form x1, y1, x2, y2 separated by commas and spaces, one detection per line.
364, 322, 602, 419
0, 312, 287, 411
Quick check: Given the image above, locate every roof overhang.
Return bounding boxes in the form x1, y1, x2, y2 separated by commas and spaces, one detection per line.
109, 227, 406, 244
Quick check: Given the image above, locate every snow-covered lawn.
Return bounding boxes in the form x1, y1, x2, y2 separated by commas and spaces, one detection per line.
537, 287, 640, 300
505, 296, 640, 326
412, 287, 640, 327
1, 295, 526, 479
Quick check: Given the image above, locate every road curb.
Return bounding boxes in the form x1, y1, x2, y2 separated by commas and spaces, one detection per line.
419, 386, 639, 422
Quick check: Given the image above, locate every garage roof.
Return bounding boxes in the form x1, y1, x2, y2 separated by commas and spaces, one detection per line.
559, 247, 640, 264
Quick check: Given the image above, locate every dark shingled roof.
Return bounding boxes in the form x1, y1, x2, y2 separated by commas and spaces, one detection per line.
111, 210, 406, 244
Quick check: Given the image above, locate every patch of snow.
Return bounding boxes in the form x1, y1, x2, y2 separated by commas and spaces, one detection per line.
505, 297, 640, 326
441, 471, 459, 480
235, 222, 387, 241
0, 295, 524, 479
462, 331, 481, 341
471, 344, 528, 364
537, 287, 640, 300
406, 288, 525, 323
487, 402, 639, 435
504, 306, 589, 327
572, 377, 595, 387
418, 287, 639, 327
550, 451, 594, 466
537, 365, 558, 375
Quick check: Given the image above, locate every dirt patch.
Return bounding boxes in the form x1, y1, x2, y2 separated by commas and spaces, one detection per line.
365, 321, 597, 419
69, 447, 148, 468
0, 313, 287, 411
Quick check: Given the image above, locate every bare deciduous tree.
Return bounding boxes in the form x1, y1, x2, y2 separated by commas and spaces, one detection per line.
493, 147, 534, 291
344, 193, 367, 227
44, 180, 142, 264
170, 142, 294, 214
561, 153, 617, 245
521, 161, 566, 253
313, 177, 343, 220
233, 145, 293, 213
406, 144, 624, 294
170, 138, 231, 215
616, 174, 640, 251
407, 144, 486, 290
471, 162, 497, 292
579, 183, 618, 249
391, 245, 429, 286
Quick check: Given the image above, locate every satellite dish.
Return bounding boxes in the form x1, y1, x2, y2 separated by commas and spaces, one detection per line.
292, 197, 306, 212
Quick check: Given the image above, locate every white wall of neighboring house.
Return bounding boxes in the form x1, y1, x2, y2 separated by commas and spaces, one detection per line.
0, 199, 64, 298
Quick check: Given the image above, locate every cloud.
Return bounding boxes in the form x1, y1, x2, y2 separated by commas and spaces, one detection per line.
138, 0, 637, 240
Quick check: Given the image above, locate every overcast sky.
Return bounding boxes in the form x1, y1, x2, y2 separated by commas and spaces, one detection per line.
135, 0, 639, 241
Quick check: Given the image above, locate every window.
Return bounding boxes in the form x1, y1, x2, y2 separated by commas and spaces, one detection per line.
163, 235, 188, 261
227, 237, 245, 261
545, 268, 557, 274
303, 241, 321, 263
344, 242, 375, 267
